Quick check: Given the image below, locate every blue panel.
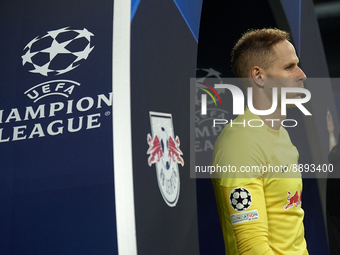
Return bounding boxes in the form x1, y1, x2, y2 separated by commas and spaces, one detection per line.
131, 0, 203, 41
130, 0, 201, 253
280, 0, 301, 56
173, 0, 203, 42
0, 0, 118, 254
131, 0, 141, 21
303, 179, 330, 255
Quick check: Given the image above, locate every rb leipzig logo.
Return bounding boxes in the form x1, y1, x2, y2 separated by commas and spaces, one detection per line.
147, 112, 184, 207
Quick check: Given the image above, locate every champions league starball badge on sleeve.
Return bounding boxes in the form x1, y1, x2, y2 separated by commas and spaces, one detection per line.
147, 111, 184, 207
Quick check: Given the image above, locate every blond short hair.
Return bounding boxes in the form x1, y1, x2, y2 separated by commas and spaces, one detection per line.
231, 28, 290, 78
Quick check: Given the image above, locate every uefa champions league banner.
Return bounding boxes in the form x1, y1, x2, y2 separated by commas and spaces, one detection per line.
1, 0, 203, 254
0, 0, 117, 254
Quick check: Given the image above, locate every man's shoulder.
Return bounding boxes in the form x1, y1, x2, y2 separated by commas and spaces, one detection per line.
212, 123, 267, 163
216, 121, 263, 147
211, 117, 274, 167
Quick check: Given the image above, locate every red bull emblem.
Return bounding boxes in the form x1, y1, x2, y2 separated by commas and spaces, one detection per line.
284, 190, 302, 210
147, 134, 184, 167
147, 111, 183, 207
147, 134, 163, 166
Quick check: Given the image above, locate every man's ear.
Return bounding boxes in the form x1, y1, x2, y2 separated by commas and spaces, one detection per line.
251, 66, 265, 88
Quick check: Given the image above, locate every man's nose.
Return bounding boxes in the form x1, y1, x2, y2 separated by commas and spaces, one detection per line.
297, 67, 307, 82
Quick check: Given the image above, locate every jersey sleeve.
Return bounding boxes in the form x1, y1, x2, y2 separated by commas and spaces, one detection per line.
223, 178, 275, 255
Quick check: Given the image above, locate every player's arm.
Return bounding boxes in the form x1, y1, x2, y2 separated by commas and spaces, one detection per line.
212, 130, 275, 254
222, 179, 275, 255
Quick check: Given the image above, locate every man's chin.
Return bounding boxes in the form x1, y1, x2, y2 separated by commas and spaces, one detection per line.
286, 94, 303, 108
286, 104, 296, 109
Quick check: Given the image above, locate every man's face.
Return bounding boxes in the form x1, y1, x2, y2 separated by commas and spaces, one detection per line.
262, 40, 307, 102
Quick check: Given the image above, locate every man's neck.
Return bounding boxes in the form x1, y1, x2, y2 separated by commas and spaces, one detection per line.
258, 107, 286, 130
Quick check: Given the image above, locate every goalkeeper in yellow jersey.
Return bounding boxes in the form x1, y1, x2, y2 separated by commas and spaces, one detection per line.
211, 28, 308, 255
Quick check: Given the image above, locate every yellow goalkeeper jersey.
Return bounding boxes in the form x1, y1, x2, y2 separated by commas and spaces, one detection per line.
211, 108, 308, 255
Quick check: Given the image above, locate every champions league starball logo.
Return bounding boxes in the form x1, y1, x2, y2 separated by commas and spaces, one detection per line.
147, 112, 184, 207
21, 27, 94, 76
0, 26, 111, 144
229, 187, 252, 212
20, 27, 95, 102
